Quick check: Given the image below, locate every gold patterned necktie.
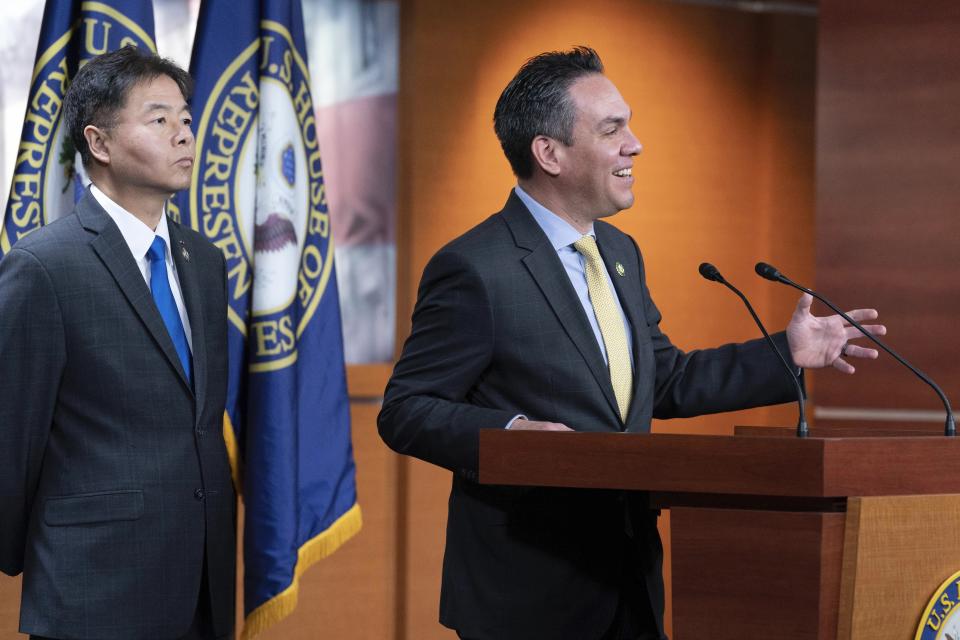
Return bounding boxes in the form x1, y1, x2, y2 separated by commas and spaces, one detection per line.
573, 235, 633, 422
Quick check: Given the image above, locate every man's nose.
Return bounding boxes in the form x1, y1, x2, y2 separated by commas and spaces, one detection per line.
176, 123, 194, 145
623, 129, 643, 156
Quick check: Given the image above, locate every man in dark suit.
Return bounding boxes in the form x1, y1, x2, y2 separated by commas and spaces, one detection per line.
0, 47, 233, 639
378, 47, 883, 640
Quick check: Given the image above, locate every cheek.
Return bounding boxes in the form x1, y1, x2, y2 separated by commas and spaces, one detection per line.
126, 139, 167, 165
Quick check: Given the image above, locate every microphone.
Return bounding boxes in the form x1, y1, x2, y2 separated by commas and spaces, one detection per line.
698, 262, 723, 282
755, 262, 956, 437
698, 263, 809, 437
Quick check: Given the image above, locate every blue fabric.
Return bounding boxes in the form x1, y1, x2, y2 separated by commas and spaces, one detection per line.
176, 0, 361, 628
0, 0, 156, 259
147, 237, 192, 385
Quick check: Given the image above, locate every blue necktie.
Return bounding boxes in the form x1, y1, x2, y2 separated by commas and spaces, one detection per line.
146, 236, 192, 385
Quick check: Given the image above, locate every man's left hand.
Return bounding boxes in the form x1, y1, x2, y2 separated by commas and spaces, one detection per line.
786, 293, 886, 374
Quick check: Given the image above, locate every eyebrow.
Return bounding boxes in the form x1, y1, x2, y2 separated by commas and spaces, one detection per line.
142, 102, 191, 114
597, 108, 632, 129
598, 115, 628, 129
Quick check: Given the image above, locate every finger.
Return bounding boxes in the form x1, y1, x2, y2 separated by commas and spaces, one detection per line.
526, 421, 573, 431
795, 293, 813, 315
858, 323, 886, 337
832, 357, 856, 374
843, 325, 886, 341
842, 308, 878, 324
512, 419, 567, 431
842, 344, 879, 360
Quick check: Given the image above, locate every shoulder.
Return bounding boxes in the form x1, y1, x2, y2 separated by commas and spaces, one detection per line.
0, 221, 80, 300
417, 215, 497, 281
432, 190, 540, 265
438, 213, 510, 258
424, 212, 525, 285
11, 214, 84, 249
4, 214, 87, 267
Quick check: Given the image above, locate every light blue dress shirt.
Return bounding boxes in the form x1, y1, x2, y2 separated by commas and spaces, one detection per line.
514, 186, 634, 368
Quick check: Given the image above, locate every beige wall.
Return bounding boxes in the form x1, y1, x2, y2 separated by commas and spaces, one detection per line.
0, 1, 815, 638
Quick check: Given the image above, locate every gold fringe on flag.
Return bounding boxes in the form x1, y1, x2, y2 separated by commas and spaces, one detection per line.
241, 502, 363, 639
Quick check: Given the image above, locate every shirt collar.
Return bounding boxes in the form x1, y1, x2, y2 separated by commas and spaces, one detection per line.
90, 183, 171, 263
514, 185, 595, 251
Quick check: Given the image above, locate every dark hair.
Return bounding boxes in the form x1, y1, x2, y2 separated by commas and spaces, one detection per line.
62, 45, 193, 167
493, 46, 604, 179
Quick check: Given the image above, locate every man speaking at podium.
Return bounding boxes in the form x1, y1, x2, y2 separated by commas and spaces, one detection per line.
379, 47, 885, 640
0, 48, 233, 639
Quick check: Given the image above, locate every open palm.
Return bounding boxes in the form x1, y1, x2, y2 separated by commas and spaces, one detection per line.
786, 293, 885, 374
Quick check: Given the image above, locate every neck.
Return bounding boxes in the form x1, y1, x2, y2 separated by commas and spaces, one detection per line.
517, 178, 592, 235
89, 175, 166, 230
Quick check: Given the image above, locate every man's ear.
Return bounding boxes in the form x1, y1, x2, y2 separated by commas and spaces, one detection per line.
530, 135, 563, 177
83, 125, 111, 165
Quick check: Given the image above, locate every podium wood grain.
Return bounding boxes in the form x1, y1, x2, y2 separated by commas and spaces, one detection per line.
479, 431, 960, 497
479, 431, 960, 639
672, 507, 844, 640
838, 495, 960, 640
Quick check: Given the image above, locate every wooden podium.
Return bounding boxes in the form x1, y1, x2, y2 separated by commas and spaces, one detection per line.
479, 429, 960, 640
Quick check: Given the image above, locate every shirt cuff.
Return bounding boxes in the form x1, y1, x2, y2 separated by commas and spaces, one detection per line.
505, 414, 527, 429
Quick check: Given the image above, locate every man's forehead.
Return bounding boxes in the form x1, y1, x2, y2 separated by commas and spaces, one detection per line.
569, 74, 630, 121
128, 76, 189, 110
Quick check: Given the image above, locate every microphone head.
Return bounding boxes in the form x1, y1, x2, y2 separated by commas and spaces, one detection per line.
698, 262, 724, 283
755, 262, 782, 281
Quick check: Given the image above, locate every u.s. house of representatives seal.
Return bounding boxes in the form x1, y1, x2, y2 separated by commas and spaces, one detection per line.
189, 20, 333, 373
1, 2, 156, 253
916, 570, 960, 640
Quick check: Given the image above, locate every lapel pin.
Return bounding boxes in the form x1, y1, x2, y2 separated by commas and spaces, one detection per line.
179, 242, 190, 262
615, 262, 625, 277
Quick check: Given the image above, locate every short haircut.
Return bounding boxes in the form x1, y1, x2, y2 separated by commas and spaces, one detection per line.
493, 46, 604, 179
62, 45, 193, 167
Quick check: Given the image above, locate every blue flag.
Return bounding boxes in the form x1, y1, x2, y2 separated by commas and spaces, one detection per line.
1, 0, 156, 257
173, 1, 362, 636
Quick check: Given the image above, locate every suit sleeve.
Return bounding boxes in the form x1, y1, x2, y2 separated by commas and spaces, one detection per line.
628, 241, 799, 419
0, 248, 66, 575
378, 249, 515, 475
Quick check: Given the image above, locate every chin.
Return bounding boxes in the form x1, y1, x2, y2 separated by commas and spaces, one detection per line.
167, 179, 192, 193
597, 200, 633, 218
615, 194, 635, 212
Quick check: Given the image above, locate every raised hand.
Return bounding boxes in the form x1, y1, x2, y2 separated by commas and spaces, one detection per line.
786, 293, 886, 373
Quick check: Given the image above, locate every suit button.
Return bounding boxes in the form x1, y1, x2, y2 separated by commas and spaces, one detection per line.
194, 488, 205, 501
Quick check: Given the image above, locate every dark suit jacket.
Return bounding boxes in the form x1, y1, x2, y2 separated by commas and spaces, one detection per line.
0, 190, 235, 639
378, 191, 796, 640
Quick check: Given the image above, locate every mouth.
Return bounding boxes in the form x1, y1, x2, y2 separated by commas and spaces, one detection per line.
613, 167, 632, 178
175, 157, 194, 168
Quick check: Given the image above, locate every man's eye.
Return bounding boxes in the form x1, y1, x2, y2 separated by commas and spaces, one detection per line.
155, 117, 166, 125
183, 117, 193, 126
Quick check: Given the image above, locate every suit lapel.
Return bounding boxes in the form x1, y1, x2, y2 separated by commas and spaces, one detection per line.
596, 223, 648, 427
77, 191, 193, 395
501, 193, 622, 422
169, 222, 206, 414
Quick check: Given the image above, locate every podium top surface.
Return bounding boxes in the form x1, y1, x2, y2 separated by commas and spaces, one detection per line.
479, 430, 960, 497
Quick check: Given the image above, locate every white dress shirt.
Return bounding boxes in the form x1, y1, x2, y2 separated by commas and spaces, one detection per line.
90, 184, 193, 352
